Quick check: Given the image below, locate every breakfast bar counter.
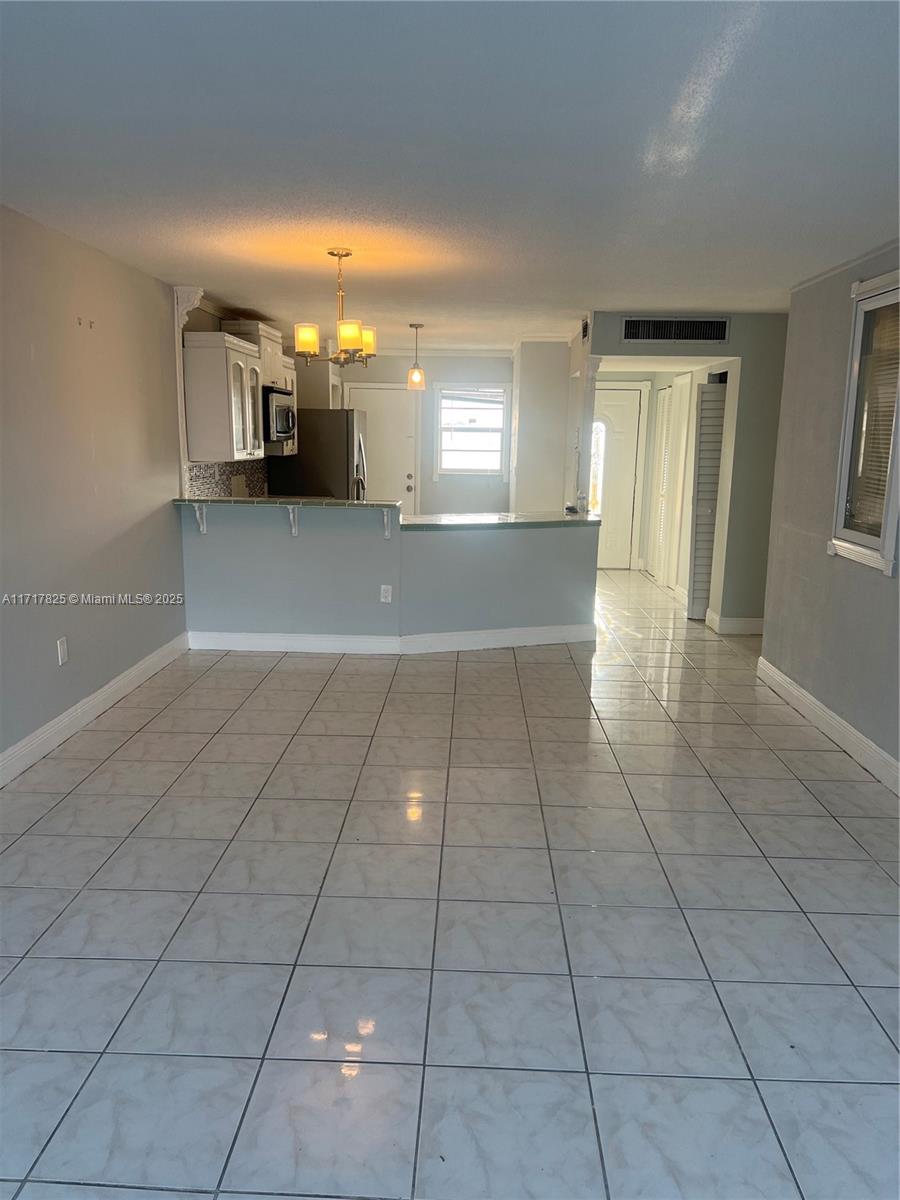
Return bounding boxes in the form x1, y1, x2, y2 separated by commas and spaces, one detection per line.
174, 499, 600, 651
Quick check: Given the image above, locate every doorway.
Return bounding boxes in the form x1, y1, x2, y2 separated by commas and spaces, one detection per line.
343, 383, 420, 514
590, 383, 649, 569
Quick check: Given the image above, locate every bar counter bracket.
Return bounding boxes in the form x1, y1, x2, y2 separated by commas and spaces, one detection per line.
286, 505, 300, 537
191, 502, 207, 535
383, 510, 391, 540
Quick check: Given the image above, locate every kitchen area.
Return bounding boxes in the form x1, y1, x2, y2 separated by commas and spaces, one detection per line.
176, 265, 600, 652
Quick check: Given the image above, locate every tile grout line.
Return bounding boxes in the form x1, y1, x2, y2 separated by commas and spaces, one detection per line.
211, 647, 414, 1195
407, 655, 456, 1200
522, 641, 614, 1200
601, 596, 813, 1196
720, 777, 900, 1051
616, 649, 814, 1198
15, 647, 332, 1195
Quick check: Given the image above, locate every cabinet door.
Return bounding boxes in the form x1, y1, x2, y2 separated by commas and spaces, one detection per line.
260, 339, 280, 385
229, 355, 248, 456
247, 363, 263, 456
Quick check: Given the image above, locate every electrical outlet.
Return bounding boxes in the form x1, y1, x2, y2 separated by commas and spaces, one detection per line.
57, 636, 68, 666
380, 585, 393, 604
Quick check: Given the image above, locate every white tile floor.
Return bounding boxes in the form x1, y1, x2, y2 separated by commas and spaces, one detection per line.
0, 569, 897, 1199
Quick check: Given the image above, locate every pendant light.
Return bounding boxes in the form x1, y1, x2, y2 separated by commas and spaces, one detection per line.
294, 248, 377, 367
407, 322, 426, 390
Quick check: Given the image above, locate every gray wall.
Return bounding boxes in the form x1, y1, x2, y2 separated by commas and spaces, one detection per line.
340, 354, 513, 513
179, 506, 597, 638
401, 526, 598, 633
762, 245, 899, 758
591, 313, 788, 619
510, 340, 571, 512
181, 506, 401, 637
0, 206, 186, 751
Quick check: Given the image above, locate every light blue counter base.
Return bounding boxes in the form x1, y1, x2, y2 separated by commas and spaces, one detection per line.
179, 505, 598, 651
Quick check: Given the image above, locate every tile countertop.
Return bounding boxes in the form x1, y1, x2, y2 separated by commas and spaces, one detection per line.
400, 511, 601, 531
173, 499, 600, 531
173, 497, 401, 511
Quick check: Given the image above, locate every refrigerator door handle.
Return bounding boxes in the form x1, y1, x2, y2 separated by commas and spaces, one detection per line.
357, 436, 367, 498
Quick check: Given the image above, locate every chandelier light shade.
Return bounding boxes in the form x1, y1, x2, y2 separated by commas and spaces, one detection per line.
293, 323, 320, 357
295, 249, 376, 368
337, 318, 364, 352
407, 322, 426, 390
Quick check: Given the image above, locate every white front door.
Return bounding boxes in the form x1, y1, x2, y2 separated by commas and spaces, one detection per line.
591, 387, 642, 568
344, 384, 419, 514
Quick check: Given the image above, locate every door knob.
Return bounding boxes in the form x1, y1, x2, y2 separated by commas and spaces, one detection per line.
406, 485, 414, 492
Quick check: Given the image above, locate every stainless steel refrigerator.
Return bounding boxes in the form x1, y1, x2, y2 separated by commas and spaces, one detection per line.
267, 409, 367, 501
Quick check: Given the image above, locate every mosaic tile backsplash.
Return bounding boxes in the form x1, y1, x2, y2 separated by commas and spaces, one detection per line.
185, 460, 268, 498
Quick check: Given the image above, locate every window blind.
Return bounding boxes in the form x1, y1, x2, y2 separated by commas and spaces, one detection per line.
845, 301, 899, 538
438, 387, 506, 473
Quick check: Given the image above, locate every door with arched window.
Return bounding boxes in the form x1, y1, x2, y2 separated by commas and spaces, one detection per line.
591, 385, 645, 568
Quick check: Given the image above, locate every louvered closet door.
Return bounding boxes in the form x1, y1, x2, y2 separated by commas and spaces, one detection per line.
686, 384, 727, 620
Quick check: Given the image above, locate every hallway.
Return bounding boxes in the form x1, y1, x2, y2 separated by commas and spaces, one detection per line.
0, 571, 896, 1199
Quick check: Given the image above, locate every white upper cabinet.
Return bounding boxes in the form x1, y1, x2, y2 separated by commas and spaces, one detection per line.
221, 320, 292, 387
183, 332, 264, 462
282, 354, 297, 398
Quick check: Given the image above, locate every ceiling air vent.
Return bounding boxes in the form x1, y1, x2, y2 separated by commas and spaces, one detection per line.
622, 317, 730, 343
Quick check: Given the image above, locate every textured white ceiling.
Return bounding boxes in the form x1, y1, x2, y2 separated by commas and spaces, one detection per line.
1, 2, 897, 349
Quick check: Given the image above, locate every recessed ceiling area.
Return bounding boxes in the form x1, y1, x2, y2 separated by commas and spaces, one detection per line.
1, 2, 897, 349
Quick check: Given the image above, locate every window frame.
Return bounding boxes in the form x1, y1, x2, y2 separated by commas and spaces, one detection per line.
828, 271, 899, 576
433, 382, 511, 480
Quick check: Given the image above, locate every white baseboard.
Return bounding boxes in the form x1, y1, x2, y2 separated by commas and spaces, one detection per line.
673, 585, 688, 607
706, 609, 764, 635
400, 624, 597, 652
188, 631, 401, 655
757, 657, 900, 792
188, 623, 597, 655
0, 634, 189, 787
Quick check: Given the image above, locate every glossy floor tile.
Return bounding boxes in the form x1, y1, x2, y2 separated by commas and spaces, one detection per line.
223, 1060, 420, 1197
593, 1074, 800, 1199
416, 1066, 604, 1200
1, 570, 895, 1198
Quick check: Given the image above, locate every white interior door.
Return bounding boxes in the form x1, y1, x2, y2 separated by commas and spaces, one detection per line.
344, 384, 419, 514
591, 387, 642, 568
648, 385, 673, 580
686, 383, 727, 619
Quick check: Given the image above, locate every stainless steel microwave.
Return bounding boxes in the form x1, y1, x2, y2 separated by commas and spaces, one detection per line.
262, 385, 296, 442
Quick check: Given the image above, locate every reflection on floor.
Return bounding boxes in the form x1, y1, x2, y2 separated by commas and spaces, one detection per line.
0, 569, 897, 1199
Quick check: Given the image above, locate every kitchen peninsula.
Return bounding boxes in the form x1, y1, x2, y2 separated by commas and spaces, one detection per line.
174, 499, 600, 652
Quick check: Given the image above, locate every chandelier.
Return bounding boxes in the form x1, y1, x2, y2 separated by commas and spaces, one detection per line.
294, 248, 377, 368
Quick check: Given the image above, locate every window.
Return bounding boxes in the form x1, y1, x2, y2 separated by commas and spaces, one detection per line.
436, 386, 508, 475
830, 272, 899, 574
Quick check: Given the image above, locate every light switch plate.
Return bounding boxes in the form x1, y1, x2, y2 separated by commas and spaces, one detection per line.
380, 585, 392, 603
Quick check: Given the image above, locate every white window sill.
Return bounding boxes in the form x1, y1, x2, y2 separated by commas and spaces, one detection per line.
827, 537, 896, 576
437, 470, 505, 478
